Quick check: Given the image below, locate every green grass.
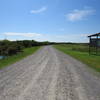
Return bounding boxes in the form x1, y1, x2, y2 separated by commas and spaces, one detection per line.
54, 44, 100, 72
0, 46, 40, 69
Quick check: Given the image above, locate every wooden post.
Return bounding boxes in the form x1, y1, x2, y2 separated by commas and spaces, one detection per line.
89, 37, 91, 55
96, 35, 98, 55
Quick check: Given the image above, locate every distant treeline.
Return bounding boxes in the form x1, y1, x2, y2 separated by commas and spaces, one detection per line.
0, 40, 55, 56
55, 42, 88, 45
0, 40, 88, 56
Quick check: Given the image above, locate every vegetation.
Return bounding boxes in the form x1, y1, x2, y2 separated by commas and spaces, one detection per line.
54, 44, 100, 72
0, 40, 54, 56
0, 39, 55, 69
0, 40, 22, 56
0, 46, 40, 69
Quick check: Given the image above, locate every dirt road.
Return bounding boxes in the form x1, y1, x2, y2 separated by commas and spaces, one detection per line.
0, 46, 100, 100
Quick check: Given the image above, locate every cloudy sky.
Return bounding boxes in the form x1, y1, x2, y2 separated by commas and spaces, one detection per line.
0, 0, 100, 42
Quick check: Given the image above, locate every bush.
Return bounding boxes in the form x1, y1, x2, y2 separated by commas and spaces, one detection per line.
0, 39, 53, 56
0, 40, 22, 56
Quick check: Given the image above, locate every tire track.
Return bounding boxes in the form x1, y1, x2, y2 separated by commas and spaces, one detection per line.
0, 46, 100, 100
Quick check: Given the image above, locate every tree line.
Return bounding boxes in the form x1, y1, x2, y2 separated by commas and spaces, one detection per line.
0, 40, 55, 56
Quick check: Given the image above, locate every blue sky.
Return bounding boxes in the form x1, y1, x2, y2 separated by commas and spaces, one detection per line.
0, 0, 100, 42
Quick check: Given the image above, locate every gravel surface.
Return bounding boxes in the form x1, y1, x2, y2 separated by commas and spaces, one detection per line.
0, 46, 100, 100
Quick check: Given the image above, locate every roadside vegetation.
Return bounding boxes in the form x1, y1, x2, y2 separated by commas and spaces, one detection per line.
0, 40, 54, 56
0, 47, 40, 69
54, 44, 100, 72
0, 39, 54, 69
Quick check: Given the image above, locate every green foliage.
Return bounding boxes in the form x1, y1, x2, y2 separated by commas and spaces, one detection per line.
0, 46, 40, 69
0, 40, 22, 56
0, 39, 54, 69
0, 40, 54, 57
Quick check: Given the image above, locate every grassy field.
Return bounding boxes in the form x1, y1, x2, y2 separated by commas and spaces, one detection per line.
0, 46, 40, 69
54, 44, 100, 72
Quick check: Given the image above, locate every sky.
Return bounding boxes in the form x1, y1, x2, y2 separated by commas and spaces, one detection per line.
0, 0, 100, 42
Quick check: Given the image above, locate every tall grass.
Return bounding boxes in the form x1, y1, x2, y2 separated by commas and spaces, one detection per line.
54, 44, 100, 72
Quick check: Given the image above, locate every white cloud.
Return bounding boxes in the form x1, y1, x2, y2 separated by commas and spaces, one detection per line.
66, 8, 95, 21
30, 6, 47, 14
55, 33, 89, 38
35, 33, 89, 43
1, 32, 89, 42
4, 32, 42, 37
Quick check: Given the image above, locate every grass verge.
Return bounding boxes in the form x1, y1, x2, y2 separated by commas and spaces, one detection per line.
54, 45, 100, 72
0, 46, 40, 69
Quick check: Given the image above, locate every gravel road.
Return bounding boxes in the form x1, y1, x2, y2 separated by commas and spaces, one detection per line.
0, 46, 100, 100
